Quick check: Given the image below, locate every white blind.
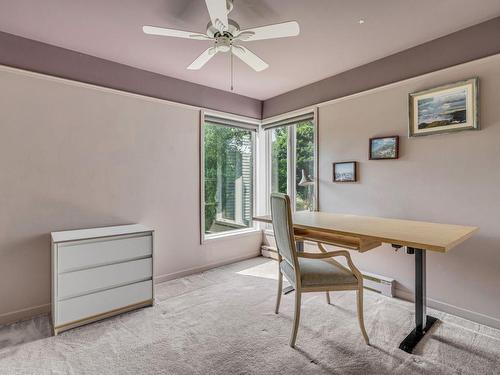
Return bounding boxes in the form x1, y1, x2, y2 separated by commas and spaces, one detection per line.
205, 114, 259, 132
261, 112, 314, 130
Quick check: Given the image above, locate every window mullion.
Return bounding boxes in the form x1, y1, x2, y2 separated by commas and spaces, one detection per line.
265, 130, 271, 214
288, 125, 297, 211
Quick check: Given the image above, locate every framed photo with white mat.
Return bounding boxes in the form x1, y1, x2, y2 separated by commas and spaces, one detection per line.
409, 78, 479, 137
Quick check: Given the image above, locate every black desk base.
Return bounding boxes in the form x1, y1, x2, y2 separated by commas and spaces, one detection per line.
399, 315, 438, 353
398, 247, 438, 354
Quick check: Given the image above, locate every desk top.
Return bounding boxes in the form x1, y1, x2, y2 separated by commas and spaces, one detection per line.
254, 211, 478, 252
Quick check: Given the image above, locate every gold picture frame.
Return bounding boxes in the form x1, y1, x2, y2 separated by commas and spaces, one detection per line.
409, 78, 479, 137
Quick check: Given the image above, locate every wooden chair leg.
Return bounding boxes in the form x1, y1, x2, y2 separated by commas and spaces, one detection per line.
290, 291, 301, 348
356, 288, 370, 345
275, 270, 283, 314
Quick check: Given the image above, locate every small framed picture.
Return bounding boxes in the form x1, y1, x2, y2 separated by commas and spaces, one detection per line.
369, 136, 399, 160
333, 161, 357, 182
409, 78, 479, 137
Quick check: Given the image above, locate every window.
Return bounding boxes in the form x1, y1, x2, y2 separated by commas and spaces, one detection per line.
270, 126, 288, 194
202, 114, 257, 239
295, 120, 315, 211
265, 112, 316, 212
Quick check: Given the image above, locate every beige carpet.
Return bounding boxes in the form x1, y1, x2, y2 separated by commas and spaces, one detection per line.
1, 257, 499, 374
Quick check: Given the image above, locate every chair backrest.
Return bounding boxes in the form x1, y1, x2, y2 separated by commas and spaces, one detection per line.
270, 193, 299, 270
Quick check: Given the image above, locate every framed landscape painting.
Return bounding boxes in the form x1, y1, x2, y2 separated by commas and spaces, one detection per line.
369, 136, 399, 160
409, 78, 479, 137
333, 161, 357, 182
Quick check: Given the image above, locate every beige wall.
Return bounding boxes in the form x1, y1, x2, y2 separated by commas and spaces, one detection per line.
0, 66, 261, 323
317, 54, 500, 327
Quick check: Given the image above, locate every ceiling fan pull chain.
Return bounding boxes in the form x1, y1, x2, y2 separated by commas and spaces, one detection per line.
230, 45, 234, 91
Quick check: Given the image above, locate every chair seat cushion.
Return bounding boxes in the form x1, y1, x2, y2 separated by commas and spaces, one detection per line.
280, 258, 358, 288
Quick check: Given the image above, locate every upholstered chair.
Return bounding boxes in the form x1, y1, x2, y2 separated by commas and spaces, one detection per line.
270, 193, 369, 347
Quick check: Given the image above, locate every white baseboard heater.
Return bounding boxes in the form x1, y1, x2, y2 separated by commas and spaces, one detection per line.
360, 270, 394, 297
261, 245, 395, 298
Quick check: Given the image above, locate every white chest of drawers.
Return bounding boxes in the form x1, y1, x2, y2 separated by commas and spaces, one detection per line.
51, 224, 154, 335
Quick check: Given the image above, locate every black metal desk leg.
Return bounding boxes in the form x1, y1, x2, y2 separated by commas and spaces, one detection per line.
399, 248, 438, 353
282, 238, 304, 295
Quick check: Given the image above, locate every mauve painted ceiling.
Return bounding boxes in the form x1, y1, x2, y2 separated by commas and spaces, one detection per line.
1, 0, 500, 100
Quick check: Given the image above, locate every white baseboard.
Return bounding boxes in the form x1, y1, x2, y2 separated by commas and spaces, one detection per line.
153, 251, 260, 284
0, 303, 50, 326
395, 288, 500, 330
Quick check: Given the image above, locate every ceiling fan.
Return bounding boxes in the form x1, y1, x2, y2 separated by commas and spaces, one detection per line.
143, 0, 300, 85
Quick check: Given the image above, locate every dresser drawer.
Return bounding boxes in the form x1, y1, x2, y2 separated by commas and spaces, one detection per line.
56, 280, 153, 326
58, 258, 152, 300
58, 235, 152, 272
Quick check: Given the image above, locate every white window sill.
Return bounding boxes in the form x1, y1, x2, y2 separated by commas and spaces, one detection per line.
202, 227, 262, 243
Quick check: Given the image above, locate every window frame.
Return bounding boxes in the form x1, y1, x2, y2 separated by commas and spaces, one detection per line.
263, 108, 318, 215
200, 110, 260, 243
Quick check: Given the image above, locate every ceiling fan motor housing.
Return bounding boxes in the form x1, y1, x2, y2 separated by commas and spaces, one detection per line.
207, 19, 239, 38
207, 19, 240, 53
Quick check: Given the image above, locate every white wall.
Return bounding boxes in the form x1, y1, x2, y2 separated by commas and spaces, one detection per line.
0, 66, 262, 323
317, 54, 500, 328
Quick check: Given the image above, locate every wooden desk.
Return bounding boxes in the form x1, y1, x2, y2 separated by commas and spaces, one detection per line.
254, 211, 478, 353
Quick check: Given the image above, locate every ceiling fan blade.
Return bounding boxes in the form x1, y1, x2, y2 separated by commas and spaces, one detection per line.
236, 21, 300, 41
232, 46, 268, 72
205, 0, 229, 32
187, 48, 218, 70
143, 26, 211, 40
